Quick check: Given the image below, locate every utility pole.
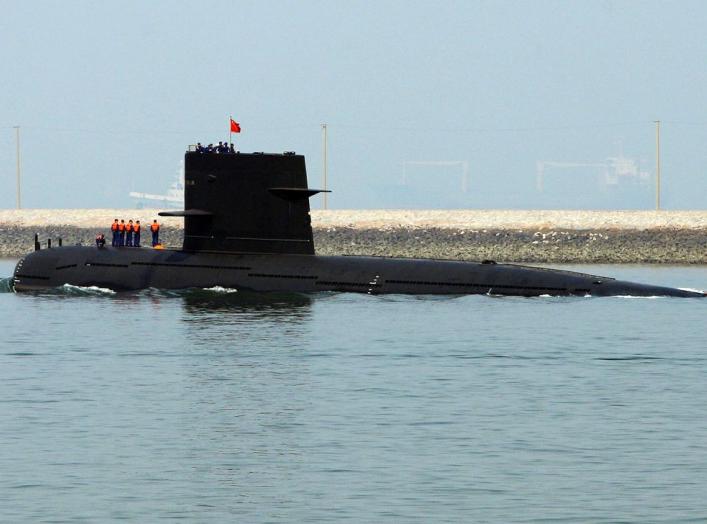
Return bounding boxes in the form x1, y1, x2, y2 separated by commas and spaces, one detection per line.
14, 125, 21, 209
654, 120, 661, 210
321, 123, 328, 210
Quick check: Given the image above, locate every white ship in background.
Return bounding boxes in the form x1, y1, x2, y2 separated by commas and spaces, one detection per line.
129, 162, 184, 208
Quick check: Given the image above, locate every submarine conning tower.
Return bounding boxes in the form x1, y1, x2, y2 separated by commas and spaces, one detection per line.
160, 151, 328, 255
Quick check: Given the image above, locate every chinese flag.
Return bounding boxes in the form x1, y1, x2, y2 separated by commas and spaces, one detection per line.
230, 118, 241, 133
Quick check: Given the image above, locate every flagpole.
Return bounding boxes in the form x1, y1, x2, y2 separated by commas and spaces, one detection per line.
322, 123, 328, 210
229, 115, 232, 147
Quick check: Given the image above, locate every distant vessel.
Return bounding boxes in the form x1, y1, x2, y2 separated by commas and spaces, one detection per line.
129, 163, 184, 208
12, 147, 706, 297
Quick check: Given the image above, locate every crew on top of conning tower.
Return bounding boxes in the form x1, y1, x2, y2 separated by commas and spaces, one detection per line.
195, 142, 238, 154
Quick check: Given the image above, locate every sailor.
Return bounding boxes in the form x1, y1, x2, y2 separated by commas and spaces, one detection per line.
95, 233, 106, 248
134, 220, 141, 247
118, 219, 126, 246
126, 220, 134, 247
206, 143, 214, 153
151, 220, 160, 247
111, 219, 119, 247
216, 141, 224, 153
196, 142, 204, 153
229, 143, 236, 154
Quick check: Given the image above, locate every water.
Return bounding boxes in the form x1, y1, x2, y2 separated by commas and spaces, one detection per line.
1, 258, 707, 523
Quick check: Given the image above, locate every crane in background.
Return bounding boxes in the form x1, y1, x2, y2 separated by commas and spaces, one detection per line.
536, 157, 650, 193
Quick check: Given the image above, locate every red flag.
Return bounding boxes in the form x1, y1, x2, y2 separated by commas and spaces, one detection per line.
230, 118, 241, 133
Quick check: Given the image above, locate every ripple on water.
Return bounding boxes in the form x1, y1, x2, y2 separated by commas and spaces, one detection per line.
1, 264, 707, 521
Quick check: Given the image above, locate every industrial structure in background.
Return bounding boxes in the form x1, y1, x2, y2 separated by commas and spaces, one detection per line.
536, 155, 651, 193
129, 162, 184, 208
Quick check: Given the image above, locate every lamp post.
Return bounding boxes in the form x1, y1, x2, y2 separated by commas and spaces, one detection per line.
654, 120, 661, 210
14, 125, 21, 209
322, 123, 328, 210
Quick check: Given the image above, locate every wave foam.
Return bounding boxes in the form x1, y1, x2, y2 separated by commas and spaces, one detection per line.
61, 284, 116, 295
203, 286, 239, 294
0, 277, 14, 293
678, 287, 706, 294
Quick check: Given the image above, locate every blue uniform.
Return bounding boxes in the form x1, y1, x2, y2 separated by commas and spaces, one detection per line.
111, 223, 119, 247
151, 223, 160, 246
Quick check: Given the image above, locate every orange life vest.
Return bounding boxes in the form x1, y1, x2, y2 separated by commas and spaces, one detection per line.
111, 222, 118, 232
134, 224, 141, 233
126, 223, 134, 232
151, 222, 160, 232
118, 223, 125, 232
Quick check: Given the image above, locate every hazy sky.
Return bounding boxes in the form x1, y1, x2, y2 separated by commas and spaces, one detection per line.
2, 0, 706, 209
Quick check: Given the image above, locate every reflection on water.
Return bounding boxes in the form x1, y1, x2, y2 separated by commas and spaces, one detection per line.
180, 289, 313, 317
179, 289, 314, 350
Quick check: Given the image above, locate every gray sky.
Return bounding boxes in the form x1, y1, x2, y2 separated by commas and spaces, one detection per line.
1, 0, 706, 209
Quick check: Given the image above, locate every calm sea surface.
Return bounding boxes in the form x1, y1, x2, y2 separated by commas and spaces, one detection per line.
1, 258, 707, 523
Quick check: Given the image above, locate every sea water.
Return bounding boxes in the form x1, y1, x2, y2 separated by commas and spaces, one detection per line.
1, 258, 707, 522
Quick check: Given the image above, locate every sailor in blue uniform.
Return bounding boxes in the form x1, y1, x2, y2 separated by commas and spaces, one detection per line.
134, 220, 141, 247
111, 219, 119, 247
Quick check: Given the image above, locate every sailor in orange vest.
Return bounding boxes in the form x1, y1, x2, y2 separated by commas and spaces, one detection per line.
134, 220, 141, 247
126, 220, 134, 247
118, 219, 126, 247
151, 220, 160, 247
110, 219, 119, 247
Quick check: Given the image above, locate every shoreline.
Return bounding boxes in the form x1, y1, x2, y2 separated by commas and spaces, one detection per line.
3, 208, 707, 229
1, 210, 705, 263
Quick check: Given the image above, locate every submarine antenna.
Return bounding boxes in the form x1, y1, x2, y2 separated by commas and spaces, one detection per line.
654, 120, 661, 210
13, 125, 21, 209
322, 123, 328, 210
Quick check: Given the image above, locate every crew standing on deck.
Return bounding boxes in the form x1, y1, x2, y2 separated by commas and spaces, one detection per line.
134, 220, 141, 247
111, 219, 119, 247
151, 219, 160, 247
126, 220, 134, 247
118, 220, 126, 246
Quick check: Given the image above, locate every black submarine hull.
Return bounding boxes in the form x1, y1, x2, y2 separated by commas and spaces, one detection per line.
12, 246, 705, 298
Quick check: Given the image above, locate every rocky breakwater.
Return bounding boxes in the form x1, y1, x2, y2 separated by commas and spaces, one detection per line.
310, 210, 707, 264
1, 209, 706, 263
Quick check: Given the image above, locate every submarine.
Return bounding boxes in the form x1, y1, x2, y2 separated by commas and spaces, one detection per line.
11, 148, 706, 298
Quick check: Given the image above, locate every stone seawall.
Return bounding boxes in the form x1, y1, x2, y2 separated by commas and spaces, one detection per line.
314, 227, 707, 264
1, 210, 705, 263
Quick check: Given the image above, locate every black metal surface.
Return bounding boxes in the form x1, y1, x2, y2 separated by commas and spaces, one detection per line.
11, 245, 704, 297
181, 152, 315, 255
